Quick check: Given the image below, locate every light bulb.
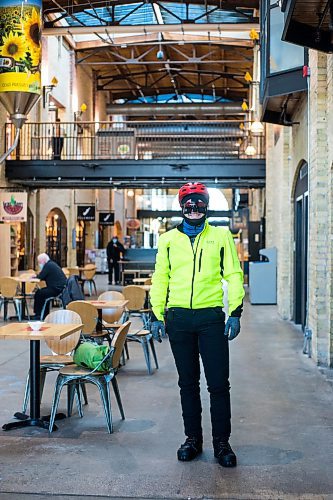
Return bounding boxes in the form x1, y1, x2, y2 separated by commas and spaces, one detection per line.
250, 121, 264, 134
245, 144, 256, 156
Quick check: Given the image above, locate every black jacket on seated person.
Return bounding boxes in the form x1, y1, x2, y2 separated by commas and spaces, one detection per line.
37, 260, 67, 292
34, 260, 67, 318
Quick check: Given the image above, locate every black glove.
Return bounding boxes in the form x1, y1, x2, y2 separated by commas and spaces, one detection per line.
150, 320, 165, 343
224, 317, 241, 341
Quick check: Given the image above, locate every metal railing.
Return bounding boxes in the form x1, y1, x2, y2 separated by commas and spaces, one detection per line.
5, 120, 265, 161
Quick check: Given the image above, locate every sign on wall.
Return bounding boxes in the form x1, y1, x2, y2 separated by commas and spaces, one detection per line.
0, 192, 27, 222
77, 205, 95, 221
0, 0, 42, 95
99, 212, 114, 225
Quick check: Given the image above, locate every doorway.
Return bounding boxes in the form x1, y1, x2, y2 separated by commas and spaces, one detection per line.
45, 208, 68, 267
293, 162, 308, 329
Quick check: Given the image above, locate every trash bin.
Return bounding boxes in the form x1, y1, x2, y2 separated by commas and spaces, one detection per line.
249, 247, 277, 304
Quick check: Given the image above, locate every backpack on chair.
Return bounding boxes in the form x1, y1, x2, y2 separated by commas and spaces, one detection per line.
61, 275, 85, 306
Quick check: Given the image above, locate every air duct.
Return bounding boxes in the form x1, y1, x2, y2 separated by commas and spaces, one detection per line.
106, 102, 244, 116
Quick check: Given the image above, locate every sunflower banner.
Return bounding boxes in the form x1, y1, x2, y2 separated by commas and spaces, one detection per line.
0, 0, 42, 94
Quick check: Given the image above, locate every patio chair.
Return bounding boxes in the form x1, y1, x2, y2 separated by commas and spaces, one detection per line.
81, 264, 97, 296
66, 300, 103, 342
122, 286, 158, 375
0, 277, 23, 321
98, 290, 128, 361
22, 309, 85, 416
48, 321, 131, 433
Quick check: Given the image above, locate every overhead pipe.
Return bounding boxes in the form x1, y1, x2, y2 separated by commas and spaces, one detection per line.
106, 102, 245, 116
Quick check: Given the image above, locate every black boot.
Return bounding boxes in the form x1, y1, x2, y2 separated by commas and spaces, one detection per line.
213, 438, 237, 467
177, 437, 203, 461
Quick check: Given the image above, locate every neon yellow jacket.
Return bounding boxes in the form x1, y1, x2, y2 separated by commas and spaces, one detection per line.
150, 221, 245, 321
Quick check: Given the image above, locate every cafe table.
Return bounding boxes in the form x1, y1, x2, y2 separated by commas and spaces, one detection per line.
13, 275, 40, 320
85, 299, 128, 333
0, 322, 82, 432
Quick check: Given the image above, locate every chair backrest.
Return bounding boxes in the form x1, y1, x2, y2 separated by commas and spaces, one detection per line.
67, 300, 98, 335
62, 267, 70, 278
44, 309, 82, 354
111, 321, 131, 369
144, 278, 152, 285
122, 285, 146, 311
0, 277, 19, 297
24, 281, 38, 294
67, 267, 80, 277
98, 291, 125, 323
82, 264, 96, 280
38, 280, 47, 289
62, 275, 84, 306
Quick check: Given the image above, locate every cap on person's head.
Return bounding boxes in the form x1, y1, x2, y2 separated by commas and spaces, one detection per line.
178, 182, 209, 206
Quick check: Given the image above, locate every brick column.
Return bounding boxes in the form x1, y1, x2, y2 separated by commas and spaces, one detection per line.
308, 50, 332, 366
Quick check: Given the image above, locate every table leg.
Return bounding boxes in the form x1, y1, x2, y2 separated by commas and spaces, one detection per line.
2, 340, 65, 432
96, 309, 103, 333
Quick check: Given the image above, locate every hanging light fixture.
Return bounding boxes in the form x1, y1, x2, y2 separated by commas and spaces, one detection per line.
245, 144, 256, 156
250, 120, 264, 134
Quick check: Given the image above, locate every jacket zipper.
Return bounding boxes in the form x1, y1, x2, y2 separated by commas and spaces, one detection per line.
190, 234, 202, 308
198, 249, 203, 272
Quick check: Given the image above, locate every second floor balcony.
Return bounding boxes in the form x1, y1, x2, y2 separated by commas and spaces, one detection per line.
6, 120, 265, 162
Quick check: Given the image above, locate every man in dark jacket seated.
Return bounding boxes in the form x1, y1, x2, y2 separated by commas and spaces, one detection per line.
32, 253, 67, 320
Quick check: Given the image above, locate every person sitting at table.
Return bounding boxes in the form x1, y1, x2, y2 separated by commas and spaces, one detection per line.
31, 253, 67, 320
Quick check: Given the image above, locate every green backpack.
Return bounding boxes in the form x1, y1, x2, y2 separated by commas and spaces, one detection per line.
73, 342, 111, 372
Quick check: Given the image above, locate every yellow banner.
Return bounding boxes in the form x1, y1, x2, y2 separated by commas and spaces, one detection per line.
0, 71, 40, 93
0, 1, 42, 95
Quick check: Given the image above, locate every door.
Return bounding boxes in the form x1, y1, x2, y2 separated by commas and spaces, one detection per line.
294, 163, 308, 329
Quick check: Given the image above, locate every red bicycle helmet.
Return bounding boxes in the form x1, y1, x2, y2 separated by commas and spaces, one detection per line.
178, 182, 209, 205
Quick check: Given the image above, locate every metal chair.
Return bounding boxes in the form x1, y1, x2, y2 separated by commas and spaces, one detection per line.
0, 277, 23, 321
22, 309, 84, 416
81, 264, 97, 296
122, 285, 158, 375
48, 321, 131, 433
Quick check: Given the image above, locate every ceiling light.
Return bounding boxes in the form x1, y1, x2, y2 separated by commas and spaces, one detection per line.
127, 189, 135, 197
245, 144, 256, 156
250, 120, 264, 134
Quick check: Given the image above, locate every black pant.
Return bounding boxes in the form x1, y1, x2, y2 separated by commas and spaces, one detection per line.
108, 260, 120, 283
34, 287, 61, 317
52, 137, 64, 160
167, 307, 230, 440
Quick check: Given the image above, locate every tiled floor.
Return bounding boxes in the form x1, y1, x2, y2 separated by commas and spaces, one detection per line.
0, 275, 333, 499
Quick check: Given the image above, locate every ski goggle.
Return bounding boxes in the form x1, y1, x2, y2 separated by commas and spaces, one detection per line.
182, 199, 208, 214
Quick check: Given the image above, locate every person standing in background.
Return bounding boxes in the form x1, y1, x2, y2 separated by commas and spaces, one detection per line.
107, 236, 125, 285
52, 118, 64, 160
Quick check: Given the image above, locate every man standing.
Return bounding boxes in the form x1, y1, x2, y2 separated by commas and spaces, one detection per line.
52, 118, 64, 160
33, 253, 67, 319
106, 235, 125, 285
149, 182, 244, 467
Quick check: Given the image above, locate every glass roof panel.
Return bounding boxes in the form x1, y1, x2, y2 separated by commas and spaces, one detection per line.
63, 2, 254, 28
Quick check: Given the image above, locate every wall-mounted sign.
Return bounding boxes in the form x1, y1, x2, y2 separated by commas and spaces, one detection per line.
99, 212, 114, 225
0, 0, 42, 95
77, 205, 95, 221
0, 192, 27, 221
126, 218, 141, 230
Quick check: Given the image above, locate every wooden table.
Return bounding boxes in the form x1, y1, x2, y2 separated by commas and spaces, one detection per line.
0, 322, 82, 432
85, 300, 128, 333
13, 276, 40, 320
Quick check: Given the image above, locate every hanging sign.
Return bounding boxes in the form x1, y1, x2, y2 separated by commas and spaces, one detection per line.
99, 212, 114, 225
126, 218, 141, 230
77, 205, 95, 221
0, 0, 42, 95
0, 192, 27, 221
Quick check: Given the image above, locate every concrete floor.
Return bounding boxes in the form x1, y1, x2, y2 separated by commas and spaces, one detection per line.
0, 276, 333, 499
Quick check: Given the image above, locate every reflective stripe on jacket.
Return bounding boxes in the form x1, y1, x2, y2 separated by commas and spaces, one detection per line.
150, 221, 245, 321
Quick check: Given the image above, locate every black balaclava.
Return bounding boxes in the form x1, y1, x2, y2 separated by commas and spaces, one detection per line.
181, 193, 209, 226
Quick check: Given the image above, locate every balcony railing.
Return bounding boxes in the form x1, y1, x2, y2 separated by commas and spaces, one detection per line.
5, 120, 265, 161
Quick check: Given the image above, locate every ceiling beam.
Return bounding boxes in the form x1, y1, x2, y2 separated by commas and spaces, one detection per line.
43, 22, 259, 36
